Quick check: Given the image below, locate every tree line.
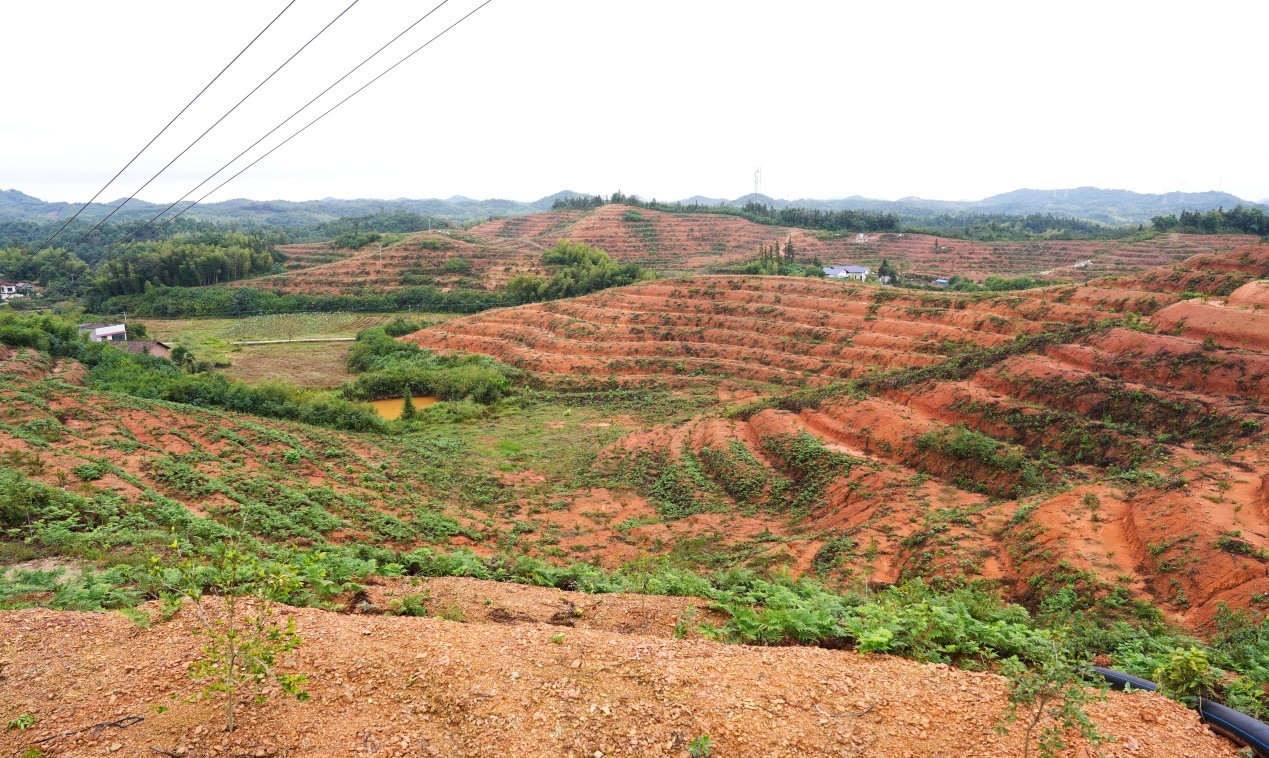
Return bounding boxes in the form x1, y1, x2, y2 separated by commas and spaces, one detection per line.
296, 209, 451, 244
551, 192, 901, 233
0, 209, 449, 297
740, 201, 901, 233
548, 192, 1153, 238
906, 213, 1133, 241
89, 283, 529, 318
93, 232, 279, 296
1151, 206, 1269, 236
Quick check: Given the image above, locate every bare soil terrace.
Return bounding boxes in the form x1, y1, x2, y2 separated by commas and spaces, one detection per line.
404, 245, 1269, 630
240, 206, 1258, 294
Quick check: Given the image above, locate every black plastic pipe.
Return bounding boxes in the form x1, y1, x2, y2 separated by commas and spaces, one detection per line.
1092, 666, 1269, 757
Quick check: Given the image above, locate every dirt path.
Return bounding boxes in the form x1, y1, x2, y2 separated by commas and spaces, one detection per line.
230, 337, 357, 345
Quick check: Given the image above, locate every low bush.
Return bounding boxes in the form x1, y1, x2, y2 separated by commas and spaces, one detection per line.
342, 326, 519, 405
332, 231, 382, 250
506, 240, 655, 302
441, 257, 472, 275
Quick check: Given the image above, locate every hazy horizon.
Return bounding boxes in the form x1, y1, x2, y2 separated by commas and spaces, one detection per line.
3, 1, 1266, 205
6, 184, 1264, 209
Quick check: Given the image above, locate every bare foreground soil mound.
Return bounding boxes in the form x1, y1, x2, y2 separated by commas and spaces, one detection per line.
0, 578, 1240, 757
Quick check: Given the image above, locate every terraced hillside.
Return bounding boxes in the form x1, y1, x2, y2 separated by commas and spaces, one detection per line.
0, 347, 441, 547
240, 205, 1258, 293
404, 244, 1269, 629
244, 230, 543, 294
0, 345, 800, 588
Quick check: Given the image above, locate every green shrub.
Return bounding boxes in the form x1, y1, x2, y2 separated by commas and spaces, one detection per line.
506, 240, 655, 302
333, 231, 382, 250
389, 593, 429, 617
72, 463, 107, 481
342, 326, 519, 405
441, 257, 472, 275
382, 317, 428, 337
687, 734, 712, 757
1153, 646, 1219, 700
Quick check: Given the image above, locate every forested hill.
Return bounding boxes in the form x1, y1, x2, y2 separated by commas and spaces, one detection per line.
4, 186, 1265, 228
0, 189, 588, 227
684, 187, 1266, 225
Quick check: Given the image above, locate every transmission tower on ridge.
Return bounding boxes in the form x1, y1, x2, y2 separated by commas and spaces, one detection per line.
753, 168, 762, 204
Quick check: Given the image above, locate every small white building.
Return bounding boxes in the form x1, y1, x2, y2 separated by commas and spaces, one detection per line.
823, 265, 870, 281
0, 281, 22, 301
78, 323, 127, 342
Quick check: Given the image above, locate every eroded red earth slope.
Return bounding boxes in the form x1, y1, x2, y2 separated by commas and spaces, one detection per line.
405, 245, 1269, 629
244, 205, 1257, 294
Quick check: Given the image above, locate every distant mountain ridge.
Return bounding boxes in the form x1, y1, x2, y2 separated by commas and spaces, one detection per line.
0, 189, 592, 227
703, 187, 1264, 226
1, 186, 1263, 228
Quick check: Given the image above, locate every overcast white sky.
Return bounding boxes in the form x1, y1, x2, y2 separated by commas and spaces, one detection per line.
2, 0, 1266, 205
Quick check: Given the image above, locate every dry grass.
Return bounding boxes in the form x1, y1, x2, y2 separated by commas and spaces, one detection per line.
219, 341, 356, 388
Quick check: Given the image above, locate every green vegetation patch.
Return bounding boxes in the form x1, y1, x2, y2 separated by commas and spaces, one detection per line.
506, 240, 656, 302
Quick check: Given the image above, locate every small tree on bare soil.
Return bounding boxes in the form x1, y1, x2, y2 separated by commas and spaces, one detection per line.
152, 542, 309, 732
995, 644, 1106, 758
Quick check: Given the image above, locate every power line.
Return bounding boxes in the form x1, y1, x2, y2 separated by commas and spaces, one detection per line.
91, 0, 495, 270
97, 0, 454, 261
30, 0, 299, 256
58, 0, 363, 258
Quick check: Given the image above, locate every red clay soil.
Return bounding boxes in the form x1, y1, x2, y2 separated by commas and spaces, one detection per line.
401, 246, 1269, 629
237, 208, 1259, 293
1099, 244, 1269, 297
1053, 328, 1269, 404
1227, 280, 1269, 309
479, 205, 1255, 281
402, 275, 1088, 387
238, 231, 549, 295
1153, 299, 1269, 352
0, 583, 1242, 758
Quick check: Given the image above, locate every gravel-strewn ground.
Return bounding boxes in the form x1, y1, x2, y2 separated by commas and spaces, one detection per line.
0, 577, 1241, 757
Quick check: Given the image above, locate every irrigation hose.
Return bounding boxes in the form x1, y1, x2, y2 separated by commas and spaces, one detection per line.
1092, 666, 1269, 757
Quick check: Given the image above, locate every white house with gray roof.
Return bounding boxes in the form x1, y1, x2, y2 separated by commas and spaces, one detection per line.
77, 323, 127, 342
823, 265, 870, 281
